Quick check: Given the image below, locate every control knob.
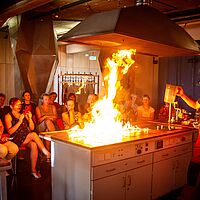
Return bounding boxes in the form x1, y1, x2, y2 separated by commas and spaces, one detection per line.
137, 149, 142, 154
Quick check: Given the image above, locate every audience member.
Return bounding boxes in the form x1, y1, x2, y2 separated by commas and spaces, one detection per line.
0, 93, 11, 128
67, 93, 80, 112
21, 91, 37, 125
158, 102, 175, 122
36, 93, 57, 132
62, 99, 84, 129
0, 93, 5, 110
36, 93, 58, 151
5, 97, 50, 178
124, 96, 137, 124
137, 94, 155, 121
82, 94, 98, 122
49, 92, 65, 130
0, 119, 18, 166
118, 97, 136, 125
49, 92, 61, 110
130, 94, 138, 115
81, 94, 98, 115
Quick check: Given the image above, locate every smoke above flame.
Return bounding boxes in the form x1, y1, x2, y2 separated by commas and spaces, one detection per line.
67, 49, 141, 147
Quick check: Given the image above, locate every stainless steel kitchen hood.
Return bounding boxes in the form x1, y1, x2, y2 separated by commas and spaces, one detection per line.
59, 5, 199, 57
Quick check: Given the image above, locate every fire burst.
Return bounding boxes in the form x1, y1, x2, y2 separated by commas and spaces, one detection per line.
68, 49, 141, 147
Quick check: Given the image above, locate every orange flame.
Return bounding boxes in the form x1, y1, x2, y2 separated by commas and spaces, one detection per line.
67, 49, 145, 147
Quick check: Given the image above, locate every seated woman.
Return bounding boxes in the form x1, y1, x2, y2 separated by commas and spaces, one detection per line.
49, 92, 61, 110
36, 93, 57, 132
49, 92, 62, 119
67, 93, 81, 112
36, 93, 58, 151
137, 94, 155, 121
5, 98, 50, 179
0, 119, 18, 166
62, 99, 84, 130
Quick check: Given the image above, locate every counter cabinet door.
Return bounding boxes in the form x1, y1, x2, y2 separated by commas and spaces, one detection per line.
152, 158, 174, 199
92, 172, 126, 200
174, 152, 192, 189
125, 164, 152, 200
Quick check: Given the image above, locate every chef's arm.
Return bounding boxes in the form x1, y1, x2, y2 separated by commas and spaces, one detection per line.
177, 86, 199, 109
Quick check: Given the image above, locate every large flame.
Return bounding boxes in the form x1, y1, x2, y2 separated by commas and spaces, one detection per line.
67, 49, 145, 147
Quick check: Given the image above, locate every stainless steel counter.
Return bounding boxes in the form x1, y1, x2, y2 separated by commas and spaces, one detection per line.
40, 121, 194, 149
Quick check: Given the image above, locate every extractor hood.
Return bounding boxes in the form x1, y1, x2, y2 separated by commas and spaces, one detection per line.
59, 5, 199, 57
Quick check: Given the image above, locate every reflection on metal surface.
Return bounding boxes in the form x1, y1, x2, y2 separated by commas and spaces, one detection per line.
15, 14, 58, 98
60, 5, 199, 56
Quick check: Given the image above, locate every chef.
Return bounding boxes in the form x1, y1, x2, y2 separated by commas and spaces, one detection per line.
176, 86, 200, 161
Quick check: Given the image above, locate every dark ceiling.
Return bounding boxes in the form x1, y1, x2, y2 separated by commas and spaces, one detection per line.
0, 0, 200, 28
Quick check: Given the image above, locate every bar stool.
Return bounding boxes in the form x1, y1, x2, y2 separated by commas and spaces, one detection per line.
0, 162, 12, 200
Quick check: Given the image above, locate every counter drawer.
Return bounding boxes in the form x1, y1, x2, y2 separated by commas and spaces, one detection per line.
92, 153, 152, 180
154, 148, 175, 162
154, 143, 192, 163
175, 143, 192, 156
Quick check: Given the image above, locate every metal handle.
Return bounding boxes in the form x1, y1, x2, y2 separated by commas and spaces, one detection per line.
162, 153, 169, 157
172, 161, 175, 170
122, 176, 126, 187
127, 175, 131, 186
106, 168, 116, 172
176, 160, 179, 169
137, 160, 145, 164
